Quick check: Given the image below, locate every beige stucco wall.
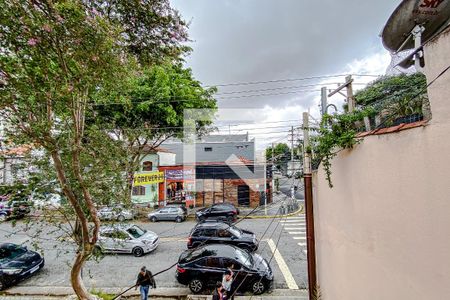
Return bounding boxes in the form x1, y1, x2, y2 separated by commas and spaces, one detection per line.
313, 28, 450, 299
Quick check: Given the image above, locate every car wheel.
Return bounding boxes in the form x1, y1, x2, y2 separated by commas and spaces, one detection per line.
252, 280, 266, 295
175, 216, 182, 223
132, 247, 144, 257
188, 278, 204, 293
150, 216, 157, 223
251, 280, 266, 295
117, 215, 125, 222
0, 215, 6, 222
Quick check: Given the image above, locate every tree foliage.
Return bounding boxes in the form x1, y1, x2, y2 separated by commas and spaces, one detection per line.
355, 73, 428, 120
266, 143, 291, 169
0, 0, 193, 299
91, 62, 217, 202
315, 73, 428, 187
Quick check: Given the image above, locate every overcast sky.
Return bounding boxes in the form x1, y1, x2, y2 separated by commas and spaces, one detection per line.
171, 0, 401, 149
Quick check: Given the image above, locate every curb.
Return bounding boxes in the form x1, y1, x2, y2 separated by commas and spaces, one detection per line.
0, 287, 308, 299
239, 204, 304, 219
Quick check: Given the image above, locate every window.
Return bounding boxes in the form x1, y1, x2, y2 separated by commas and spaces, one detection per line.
132, 186, 146, 196
111, 230, 130, 240
204, 147, 213, 152
218, 229, 232, 238
192, 229, 202, 237
142, 161, 153, 171
203, 229, 217, 237
222, 258, 241, 270
205, 257, 221, 268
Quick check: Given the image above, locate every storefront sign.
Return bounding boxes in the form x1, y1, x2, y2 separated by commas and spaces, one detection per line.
133, 171, 165, 186
166, 169, 195, 181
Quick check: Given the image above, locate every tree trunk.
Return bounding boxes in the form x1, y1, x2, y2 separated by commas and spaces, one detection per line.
71, 250, 95, 300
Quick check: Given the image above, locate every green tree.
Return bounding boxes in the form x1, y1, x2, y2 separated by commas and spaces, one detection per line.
0, 1, 190, 299
266, 143, 291, 167
91, 62, 217, 203
355, 73, 429, 121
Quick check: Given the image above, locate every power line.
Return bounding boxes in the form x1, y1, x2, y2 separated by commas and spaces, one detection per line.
205, 74, 381, 88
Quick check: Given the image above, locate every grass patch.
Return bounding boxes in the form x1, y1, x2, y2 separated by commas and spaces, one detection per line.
91, 289, 116, 300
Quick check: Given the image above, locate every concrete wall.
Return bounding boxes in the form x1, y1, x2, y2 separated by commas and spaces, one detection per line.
312, 28, 450, 299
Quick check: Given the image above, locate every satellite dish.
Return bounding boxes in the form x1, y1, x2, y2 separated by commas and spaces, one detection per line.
382, 0, 450, 52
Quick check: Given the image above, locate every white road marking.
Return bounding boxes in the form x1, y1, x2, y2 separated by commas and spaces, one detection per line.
280, 220, 305, 223
267, 239, 299, 290
297, 242, 306, 246
288, 231, 306, 235
293, 236, 306, 240
285, 217, 305, 220
280, 223, 305, 227
303, 250, 307, 254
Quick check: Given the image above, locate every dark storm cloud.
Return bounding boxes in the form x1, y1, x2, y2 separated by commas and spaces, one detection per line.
171, 0, 400, 109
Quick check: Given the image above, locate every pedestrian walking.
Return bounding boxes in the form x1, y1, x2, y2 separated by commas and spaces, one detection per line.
222, 269, 234, 299
135, 266, 156, 300
212, 282, 224, 300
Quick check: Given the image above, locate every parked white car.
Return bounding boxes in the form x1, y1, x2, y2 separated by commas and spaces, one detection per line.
96, 224, 158, 257
97, 205, 134, 222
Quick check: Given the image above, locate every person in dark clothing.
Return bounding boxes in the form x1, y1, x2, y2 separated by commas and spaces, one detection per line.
135, 266, 156, 300
212, 281, 224, 300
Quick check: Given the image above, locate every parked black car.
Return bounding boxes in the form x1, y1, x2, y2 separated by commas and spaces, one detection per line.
187, 220, 258, 252
176, 244, 273, 295
195, 203, 238, 222
0, 201, 32, 222
0, 243, 45, 290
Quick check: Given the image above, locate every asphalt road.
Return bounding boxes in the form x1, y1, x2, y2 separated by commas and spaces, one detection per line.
0, 216, 307, 293
278, 176, 305, 200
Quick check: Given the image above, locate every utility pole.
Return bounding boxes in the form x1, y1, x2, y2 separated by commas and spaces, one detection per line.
290, 126, 294, 163
289, 126, 295, 178
328, 75, 355, 113
263, 155, 267, 215
272, 142, 276, 195
302, 112, 317, 300
320, 87, 327, 115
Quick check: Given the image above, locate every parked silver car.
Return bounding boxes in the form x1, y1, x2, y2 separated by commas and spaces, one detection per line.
97, 205, 134, 222
148, 207, 186, 223
96, 224, 158, 257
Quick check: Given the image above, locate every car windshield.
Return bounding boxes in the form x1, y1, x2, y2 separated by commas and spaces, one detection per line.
229, 226, 242, 237
0, 245, 27, 262
126, 225, 146, 238
235, 248, 253, 268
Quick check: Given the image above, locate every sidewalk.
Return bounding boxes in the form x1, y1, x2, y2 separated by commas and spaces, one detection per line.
238, 193, 303, 218
0, 287, 308, 299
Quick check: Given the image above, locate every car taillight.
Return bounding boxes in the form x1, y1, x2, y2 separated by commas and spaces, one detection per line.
177, 266, 186, 273
187, 237, 192, 245
233, 210, 237, 214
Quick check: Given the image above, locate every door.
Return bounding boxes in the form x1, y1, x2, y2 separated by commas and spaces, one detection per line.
217, 228, 233, 245
111, 229, 131, 252
203, 257, 225, 284
100, 231, 116, 251
237, 185, 250, 206
159, 209, 170, 220
168, 208, 179, 220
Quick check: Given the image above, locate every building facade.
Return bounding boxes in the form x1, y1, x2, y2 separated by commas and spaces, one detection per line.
131, 149, 176, 206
